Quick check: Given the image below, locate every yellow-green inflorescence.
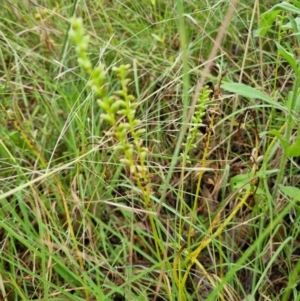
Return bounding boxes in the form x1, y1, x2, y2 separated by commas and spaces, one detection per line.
70, 18, 149, 198
182, 85, 211, 158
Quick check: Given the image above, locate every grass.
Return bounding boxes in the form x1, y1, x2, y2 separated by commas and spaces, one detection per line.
1, 0, 300, 300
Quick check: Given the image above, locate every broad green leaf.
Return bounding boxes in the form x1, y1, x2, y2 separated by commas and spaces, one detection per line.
221, 83, 286, 111
230, 173, 265, 195
282, 16, 300, 30
230, 173, 254, 191
275, 2, 300, 14
255, 10, 280, 37
275, 42, 297, 73
255, 2, 300, 37
287, 136, 300, 157
263, 2, 300, 14
279, 185, 300, 201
